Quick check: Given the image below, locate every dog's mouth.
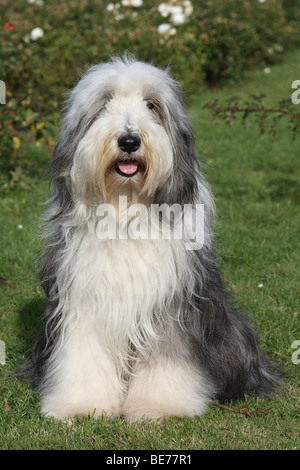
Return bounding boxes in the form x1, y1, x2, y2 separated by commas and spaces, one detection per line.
115, 159, 140, 177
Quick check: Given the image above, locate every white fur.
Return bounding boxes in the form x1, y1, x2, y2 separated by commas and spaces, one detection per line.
41, 224, 211, 419
123, 360, 212, 422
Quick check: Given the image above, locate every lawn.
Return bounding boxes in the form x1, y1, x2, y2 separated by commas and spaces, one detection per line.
0, 50, 299, 450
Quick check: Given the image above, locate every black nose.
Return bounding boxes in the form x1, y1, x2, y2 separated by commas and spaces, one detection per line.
118, 133, 141, 154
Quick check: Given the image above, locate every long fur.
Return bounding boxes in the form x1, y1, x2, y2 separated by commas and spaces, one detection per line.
19, 55, 280, 421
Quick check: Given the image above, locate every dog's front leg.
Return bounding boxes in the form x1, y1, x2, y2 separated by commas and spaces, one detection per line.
40, 319, 125, 420
122, 358, 213, 422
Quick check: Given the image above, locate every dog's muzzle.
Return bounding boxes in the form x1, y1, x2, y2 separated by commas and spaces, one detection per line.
116, 133, 142, 177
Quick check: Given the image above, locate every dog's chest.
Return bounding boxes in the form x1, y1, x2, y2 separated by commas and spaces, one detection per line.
67, 234, 187, 319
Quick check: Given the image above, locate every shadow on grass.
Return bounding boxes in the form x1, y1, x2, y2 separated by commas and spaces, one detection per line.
17, 296, 46, 360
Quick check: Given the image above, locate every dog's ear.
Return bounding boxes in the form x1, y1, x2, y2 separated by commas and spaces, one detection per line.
51, 101, 84, 181
47, 94, 87, 217
154, 89, 199, 206
51, 70, 106, 181
171, 116, 199, 205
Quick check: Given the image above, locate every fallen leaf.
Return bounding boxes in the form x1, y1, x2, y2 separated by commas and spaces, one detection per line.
3, 399, 11, 412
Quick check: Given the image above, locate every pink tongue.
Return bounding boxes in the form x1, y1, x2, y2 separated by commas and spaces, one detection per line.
118, 161, 138, 175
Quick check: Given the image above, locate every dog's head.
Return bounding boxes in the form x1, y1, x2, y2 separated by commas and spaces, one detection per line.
52, 56, 200, 211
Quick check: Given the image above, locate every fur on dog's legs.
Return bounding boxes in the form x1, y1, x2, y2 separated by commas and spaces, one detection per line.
122, 359, 212, 422
40, 316, 125, 419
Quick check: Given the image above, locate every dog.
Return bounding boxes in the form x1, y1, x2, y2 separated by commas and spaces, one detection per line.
19, 55, 279, 421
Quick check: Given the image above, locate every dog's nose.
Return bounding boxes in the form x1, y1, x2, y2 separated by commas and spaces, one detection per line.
118, 134, 141, 154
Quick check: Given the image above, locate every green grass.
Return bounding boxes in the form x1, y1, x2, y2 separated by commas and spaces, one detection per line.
0, 51, 299, 450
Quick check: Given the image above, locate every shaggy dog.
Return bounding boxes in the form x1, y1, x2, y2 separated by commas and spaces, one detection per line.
19, 56, 279, 421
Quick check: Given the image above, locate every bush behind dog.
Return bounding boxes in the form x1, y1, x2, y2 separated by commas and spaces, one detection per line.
1, 0, 299, 182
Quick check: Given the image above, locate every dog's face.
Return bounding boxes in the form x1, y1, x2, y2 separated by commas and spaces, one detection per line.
53, 57, 199, 210
80, 87, 174, 203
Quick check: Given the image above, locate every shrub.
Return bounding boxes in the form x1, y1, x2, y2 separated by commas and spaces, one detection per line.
0, 0, 299, 183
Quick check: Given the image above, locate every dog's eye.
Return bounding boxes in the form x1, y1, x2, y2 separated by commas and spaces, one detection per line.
146, 100, 155, 111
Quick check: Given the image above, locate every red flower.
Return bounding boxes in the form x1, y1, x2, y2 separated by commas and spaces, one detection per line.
4, 22, 14, 31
